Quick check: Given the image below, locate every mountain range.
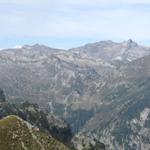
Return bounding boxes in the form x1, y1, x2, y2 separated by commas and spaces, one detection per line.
0, 40, 150, 150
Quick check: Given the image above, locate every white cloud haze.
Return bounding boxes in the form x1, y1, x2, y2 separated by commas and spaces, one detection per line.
0, 0, 150, 48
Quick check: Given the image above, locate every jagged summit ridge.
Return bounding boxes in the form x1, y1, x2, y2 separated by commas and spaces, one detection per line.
70, 39, 150, 63
0, 39, 149, 64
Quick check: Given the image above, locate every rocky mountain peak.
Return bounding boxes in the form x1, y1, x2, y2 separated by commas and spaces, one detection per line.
127, 39, 134, 43
122, 39, 138, 48
70, 40, 149, 64
22, 43, 49, 50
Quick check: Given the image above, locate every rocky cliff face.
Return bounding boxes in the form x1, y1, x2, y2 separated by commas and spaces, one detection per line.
80, 76, 150, 149
75, 54, 150, 149
0, 40, 150, 149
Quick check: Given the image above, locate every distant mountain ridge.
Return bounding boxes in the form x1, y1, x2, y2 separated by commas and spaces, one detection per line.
0, 40, 150, 149
70, 39, 150, 64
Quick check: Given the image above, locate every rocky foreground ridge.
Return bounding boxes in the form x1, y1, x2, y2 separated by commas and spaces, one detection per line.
0, 115, 70, 150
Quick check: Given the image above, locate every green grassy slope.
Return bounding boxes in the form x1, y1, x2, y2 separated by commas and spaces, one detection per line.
0, 115, 70, 150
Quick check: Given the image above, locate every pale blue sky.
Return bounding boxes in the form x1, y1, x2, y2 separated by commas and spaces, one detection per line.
0, 0, 150, 49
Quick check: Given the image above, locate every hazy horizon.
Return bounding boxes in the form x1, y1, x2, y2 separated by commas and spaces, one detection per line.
0, 0, 150, 48
1, 39, 150, 50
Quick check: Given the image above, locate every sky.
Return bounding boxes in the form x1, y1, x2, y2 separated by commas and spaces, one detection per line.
0, 0, 150, 49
